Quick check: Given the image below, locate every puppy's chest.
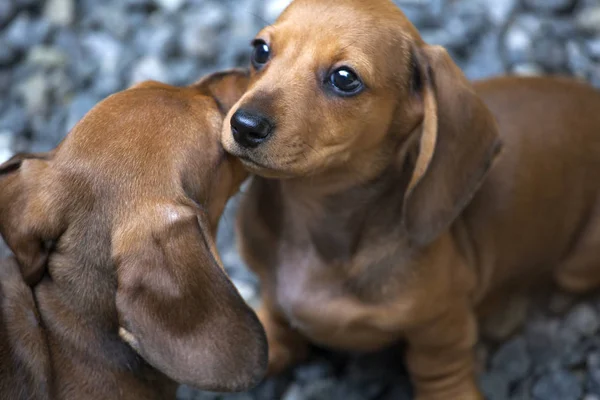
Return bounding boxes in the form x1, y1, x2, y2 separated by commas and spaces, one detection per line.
272, 222, 415, 348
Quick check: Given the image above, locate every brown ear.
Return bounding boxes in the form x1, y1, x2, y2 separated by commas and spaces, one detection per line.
402, 45, 502, 246
114, 211, 267, 392
192, 69, 250, 114
0, 153, 56, 285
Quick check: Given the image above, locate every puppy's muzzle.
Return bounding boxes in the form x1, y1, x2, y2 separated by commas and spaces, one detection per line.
231, 109, 274, 149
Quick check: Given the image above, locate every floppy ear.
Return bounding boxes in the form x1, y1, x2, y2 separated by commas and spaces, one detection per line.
114, 211, 267, 392
192, 69, 250, 114
402, 45, 502, 246
0, 152, 56, 286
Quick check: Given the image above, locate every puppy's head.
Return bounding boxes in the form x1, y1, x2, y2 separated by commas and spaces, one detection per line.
222, 0, 501, 243
0, 70, 268, 392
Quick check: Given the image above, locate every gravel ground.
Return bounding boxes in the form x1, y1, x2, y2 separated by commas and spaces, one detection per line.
1, 0, 600, 399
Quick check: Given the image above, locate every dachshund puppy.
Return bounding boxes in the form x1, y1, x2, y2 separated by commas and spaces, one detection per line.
0, 70, 267, 400
220, 0, 600, 399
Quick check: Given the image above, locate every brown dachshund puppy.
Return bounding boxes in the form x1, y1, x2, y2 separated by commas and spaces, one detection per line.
220, 0, 600, 399
0, 70, 268, 400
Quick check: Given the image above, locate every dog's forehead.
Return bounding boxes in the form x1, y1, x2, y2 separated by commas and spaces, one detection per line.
262, 0, 418, 79
276, 0, 416, 33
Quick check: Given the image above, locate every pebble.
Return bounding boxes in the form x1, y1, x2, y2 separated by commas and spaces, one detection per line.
0, 1, 15, 27
532, 369, 583, 400
130, 56, 169, 85
564, 303, 600, 338
480, 0, 518, 25
26, 46, 67, 68
65, 93, 98, 132
17, 73, 50, 115
5, 12, 52, 51
490, 337, 532, 384
263, 0, 293, 23
0, 130, 14, 164
533, 37, 568, 72
0, 39, 18, 66
479, 372, 510, 400
155, 0, 187, 13
577, 6, 600, 34
43, 0, 75, 26
524, 0, 578, 14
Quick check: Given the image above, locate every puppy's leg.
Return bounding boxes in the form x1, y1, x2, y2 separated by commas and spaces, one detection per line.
554, 208, 600, 294
405, 300, 482, 400
257, 294, 309, 375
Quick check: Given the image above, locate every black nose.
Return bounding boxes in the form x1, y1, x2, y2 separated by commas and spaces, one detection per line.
230, 109, 274, 149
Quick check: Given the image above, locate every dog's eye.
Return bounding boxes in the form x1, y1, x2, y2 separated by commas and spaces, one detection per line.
251, 40, 271, 70
328, 67, 364, 96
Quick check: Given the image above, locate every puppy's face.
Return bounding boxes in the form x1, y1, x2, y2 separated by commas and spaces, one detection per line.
0, 72, 269, 392
222, 0, 424, 180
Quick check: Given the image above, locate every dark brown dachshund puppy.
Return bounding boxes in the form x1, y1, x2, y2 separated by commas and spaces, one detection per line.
220, 0, 600, 399
0, 70, 268, 400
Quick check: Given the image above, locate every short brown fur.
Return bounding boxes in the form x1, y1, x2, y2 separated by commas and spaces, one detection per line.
0, 70, 268, 399
221, 1, 600, 399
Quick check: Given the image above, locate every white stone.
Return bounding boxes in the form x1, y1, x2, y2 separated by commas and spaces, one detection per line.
0, 130, 13, 164
155, 0, 186, 13
263, 0, 293, 23
43, 0, 75, 26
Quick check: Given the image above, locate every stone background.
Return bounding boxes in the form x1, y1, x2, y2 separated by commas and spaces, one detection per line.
1, 0, 600, 399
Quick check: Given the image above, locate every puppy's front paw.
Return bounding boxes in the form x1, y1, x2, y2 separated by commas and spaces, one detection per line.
257, 307, 308, 376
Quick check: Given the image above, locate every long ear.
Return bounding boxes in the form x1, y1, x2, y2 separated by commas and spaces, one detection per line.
0, 153, 56, 285
115, 211, 267, 392
192, 69, 250, 114
402, 45, 502, 246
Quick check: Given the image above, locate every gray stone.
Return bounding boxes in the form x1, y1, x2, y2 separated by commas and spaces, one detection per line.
526, 316, 563, 372
532, 369, 582, 400
294, 361, 334, 384
0, 104, 28, 135
167, 59, 204, 86
480, 0, 518, 26
504, 14, 542, 65
26, 46, 67, 68
490, 337, 532, 384
512, 63, 544, 76
564, 303, 600, 338
155, 0, 187, 13
90, 74, 123, 98
567, 40, 593, 78
587, 37, 600, 60
395, 0, 445, 28
43, 0, 75, 26
463, 32, 505, 80
0, 39, 18, 66
81, 4, 130, 39
5, 13, 52, 51
524, 0, 578, 14
263, 0, 292, 23
0, 130, 14, 164
577, 6, 600, 34
17, 73, 51, 116
533, 37, 567, 72
130, 56, 169, 86
30, 109, 66, 148
587, 352, 600, 394
180, 6, 228, 61
82, 32, 124, 75
66, 94, 98, 132
479, 372, 510, 400
0, 1, 15, 27
134, 24, 178, 59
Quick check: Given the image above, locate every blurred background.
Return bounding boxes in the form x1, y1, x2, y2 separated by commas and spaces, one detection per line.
1, 0, 600, 399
